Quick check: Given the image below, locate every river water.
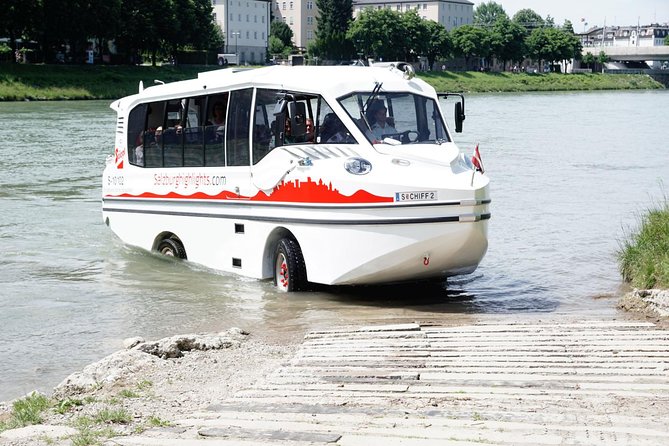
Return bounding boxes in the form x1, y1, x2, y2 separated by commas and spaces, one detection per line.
1, 90, 667, 402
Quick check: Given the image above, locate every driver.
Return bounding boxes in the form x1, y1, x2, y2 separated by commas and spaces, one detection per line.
368, 100, 398, 140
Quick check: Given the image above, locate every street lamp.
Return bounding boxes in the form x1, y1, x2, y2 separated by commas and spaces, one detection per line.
231, 31, 241, 60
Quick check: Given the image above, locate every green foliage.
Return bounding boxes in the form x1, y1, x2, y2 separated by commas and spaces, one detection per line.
490, 17, 527, 66
8, 393, 51, 428
55, 398, 84, 415
512, 8, 545, 31
270, 21, 294, 48
526, 27, 581, 64
0, 64, 220, 101
474, 1, 508, 26
315, 0, 354, 60
619, 200, 669, 289
451, 25, 490, 63
348, 8, 404, 61
419, 71, 662, 93
94, 407, 132, 424
119, 389, 140, 398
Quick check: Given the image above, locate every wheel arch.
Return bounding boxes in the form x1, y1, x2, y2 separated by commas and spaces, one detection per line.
152, 231, 184, 252
262, 227, 301, 279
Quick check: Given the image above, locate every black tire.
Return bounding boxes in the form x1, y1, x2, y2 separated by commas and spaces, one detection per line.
273, 237, 307, 292
217, 57, 224, 66
157, 238, 187, 259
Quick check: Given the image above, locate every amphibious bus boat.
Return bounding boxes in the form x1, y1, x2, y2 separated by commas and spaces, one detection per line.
102, 63, 490, 291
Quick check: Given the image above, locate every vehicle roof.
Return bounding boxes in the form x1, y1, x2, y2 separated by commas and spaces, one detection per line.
112, 65, 436, 111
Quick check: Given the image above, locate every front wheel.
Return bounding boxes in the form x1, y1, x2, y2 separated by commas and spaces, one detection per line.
157, 238, 187, 259
274, 237, 307, 292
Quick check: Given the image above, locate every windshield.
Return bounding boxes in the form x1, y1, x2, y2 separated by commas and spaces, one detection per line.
338, 92, 450, 145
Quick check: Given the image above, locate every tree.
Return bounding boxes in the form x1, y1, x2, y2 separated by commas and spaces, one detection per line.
423, 20, 451, 69
451, 25, 490, 67
597, 50, 610, 73
0, 0, 39, 62
474, 1, 508, 27
347, 8, 405, 61
582, 51, 595, 69
490, 17, 526, 69
315, 0, 354, 61
271, 21, 294, 48
512, 8, 544, 31
400, 10, 430, 62
526, 27, 581, 72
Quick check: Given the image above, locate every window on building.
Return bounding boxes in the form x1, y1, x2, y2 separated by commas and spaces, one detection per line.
307, 30, 313, 39
307, 1, 313, 9
396, 5, 400, 10
289, 1, 293, 10
254, 31, 258, 39
289, 17, 293, 25
246, 30, 250, 39
307, 16, 313, 25
282, 1, 285, 10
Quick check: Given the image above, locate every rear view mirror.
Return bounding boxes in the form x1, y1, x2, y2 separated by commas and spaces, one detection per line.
438, 93, 466, 133
455, 101, 465, 133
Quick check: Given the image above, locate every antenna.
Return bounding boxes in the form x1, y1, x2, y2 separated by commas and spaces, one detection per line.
138, 81, 144, 93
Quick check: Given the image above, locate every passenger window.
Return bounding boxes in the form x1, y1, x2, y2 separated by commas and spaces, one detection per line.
127, 104, 147, 166
204, 94, 228, 167
226, 88, 252, 166
184, 97, 204, 167
163, 99, 184, 167
144, 101, 166, 168
253, 89, 278, 164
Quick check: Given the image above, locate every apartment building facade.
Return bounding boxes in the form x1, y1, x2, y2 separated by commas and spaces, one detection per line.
352, 0, 474, 30
211, 0, 271, 64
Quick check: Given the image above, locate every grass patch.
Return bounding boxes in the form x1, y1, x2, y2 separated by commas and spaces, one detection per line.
55, 398, 84, 415
93, 407, 132, 425
619, 199, 669, 288
0, 393, 51, 431
419, 71, 663, 93
0, 63, 663, 101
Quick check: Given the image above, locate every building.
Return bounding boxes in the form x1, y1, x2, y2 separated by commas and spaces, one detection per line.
579, 23, 669, 69
271, 0, 318, 51
580, 23, 669, 48
352, 0, 474, 31
212, 0, 271, 64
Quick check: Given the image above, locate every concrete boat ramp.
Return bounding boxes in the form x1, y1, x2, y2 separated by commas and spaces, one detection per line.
111, 319, 669, 446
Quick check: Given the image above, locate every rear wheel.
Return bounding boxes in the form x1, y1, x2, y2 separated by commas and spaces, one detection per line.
273, 237, 306, 292
157, 238, 187, 259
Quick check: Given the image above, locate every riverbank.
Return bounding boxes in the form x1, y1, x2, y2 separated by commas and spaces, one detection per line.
2, 316, 669, 445
0, 64, 664, 101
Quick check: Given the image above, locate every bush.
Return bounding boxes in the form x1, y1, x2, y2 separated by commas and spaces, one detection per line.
619, 199, 669, 289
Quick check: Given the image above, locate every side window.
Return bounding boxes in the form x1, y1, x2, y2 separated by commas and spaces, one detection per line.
204, 93, 228, 167
316, 100, 355, 144
163, 99, 184, 167
183, 96, 204, 167
127, 104, 147, 166
145, 101, 166, 168
226, 88, 252, 166
253, 89, 279, 164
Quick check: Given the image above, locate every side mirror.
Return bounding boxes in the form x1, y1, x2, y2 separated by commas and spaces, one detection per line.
454, 101, 465, 133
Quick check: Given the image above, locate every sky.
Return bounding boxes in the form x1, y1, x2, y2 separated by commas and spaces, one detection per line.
473, 0, 669, 29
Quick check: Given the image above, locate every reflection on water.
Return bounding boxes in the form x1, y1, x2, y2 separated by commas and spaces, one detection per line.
1, 91, 668, 401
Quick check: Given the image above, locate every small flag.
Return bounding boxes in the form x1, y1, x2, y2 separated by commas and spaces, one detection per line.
471, 144, 484, 173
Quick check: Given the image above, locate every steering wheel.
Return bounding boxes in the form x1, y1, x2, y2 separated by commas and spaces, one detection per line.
382, 130, 419, 144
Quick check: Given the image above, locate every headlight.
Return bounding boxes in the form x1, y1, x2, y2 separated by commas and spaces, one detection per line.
344, 157, 372, 175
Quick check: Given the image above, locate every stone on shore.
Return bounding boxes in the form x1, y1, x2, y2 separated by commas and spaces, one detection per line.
53, 328, 248, 398
619, 288, 669, 318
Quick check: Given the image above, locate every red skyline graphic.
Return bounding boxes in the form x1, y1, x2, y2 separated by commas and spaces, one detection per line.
107, 177, 393, 204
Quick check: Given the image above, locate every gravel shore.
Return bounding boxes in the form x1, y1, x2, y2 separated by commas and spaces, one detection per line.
2, 289, 668, 445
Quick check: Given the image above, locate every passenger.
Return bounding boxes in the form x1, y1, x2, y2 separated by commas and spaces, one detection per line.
367, 100, 398, 140
321, 113, 349, 143
209, 102, 226, 127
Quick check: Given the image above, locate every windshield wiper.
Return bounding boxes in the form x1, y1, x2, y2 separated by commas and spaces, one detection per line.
359, 82, 383, 131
